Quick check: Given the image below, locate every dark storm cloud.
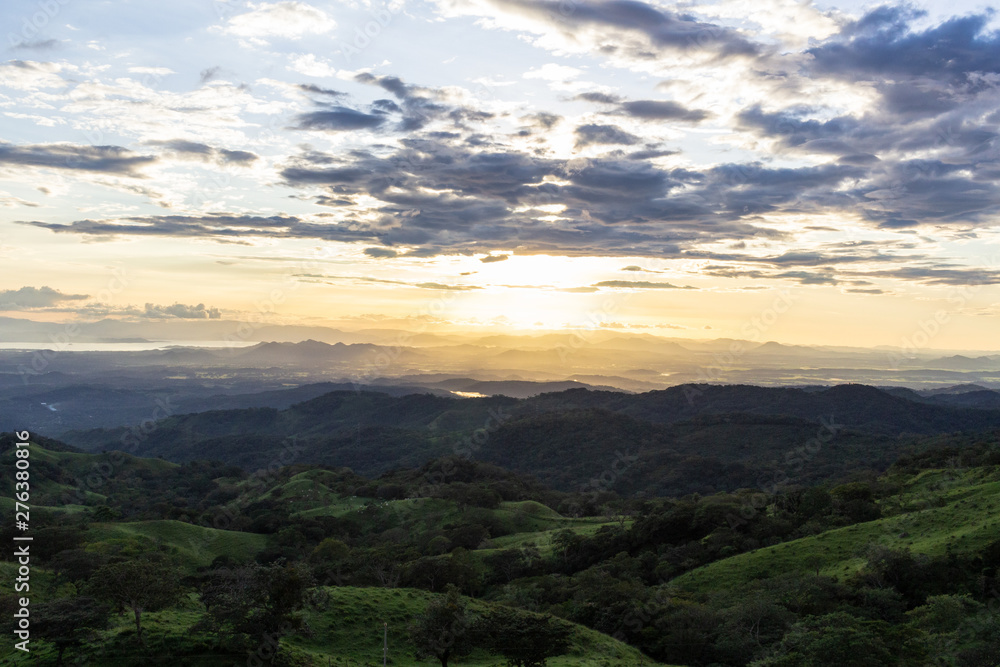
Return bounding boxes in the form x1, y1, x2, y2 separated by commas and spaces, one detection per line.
487, 0, 761, 59
574, 123, 642, 148
0, 142, 156, 176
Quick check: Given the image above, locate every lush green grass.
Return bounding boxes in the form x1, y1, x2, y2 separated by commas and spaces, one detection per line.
672, 466, 1000, 593
0, 593, 245, 667
288, 586, 666, 666
489, 520, 619, 552
0, 586, 669, 667
0, 496, 88, 515
85, 520, 267, 569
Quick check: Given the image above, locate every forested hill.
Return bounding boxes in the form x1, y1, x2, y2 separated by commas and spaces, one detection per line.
56, 384, 1000, 497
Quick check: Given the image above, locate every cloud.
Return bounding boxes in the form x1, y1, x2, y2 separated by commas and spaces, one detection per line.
523, 63, 583, 81
576, 92, 709, 123
10, 39, 59, 51
574, 123, 642, 148
807, 8, 1000, 87
220, 1, 337, 43
293, 107, 388, 131
594, 280, 695, 290
773, 271, 841, 285
617, 100, 710, 123
0, 142, 156, 176
0, 191, 40, 208
442, 0, 762, 63
20, 215, 332, 241
364, 247, 399, 258
199, 66, 222, 84
290, 73, 492, 135
480, 254, 509, 263
146, 140, 258, 165
26, 136, 822, 259
0, 286, 88, 309
520, 112, 562, 130
144, 302, 222, 319
574, 92, 622, 105
353, 73, 493, 132
863, 267, 1000, 286
297, 83, 347, 99
414, 282, 482, 291
298, 273, 482, 290
0, 60, 65, 90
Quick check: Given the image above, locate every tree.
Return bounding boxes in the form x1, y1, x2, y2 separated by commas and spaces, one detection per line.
86, 557, 183, 645
409, 584, 474, 667
34, 596, 109, 666
473, 606, 572, 667
198, 562, 311, 664
751, 612, 901, 667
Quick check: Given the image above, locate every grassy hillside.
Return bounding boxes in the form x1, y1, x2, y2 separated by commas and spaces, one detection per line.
85, 520, 269, 569
289, 586, 664, 666
672, 465, 1000, 593
4, 430, 999, 666
0, 584, 667, 666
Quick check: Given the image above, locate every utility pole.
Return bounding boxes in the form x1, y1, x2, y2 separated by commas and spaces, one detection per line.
383, 621, 388, 666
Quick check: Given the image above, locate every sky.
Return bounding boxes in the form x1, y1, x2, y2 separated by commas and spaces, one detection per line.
1, 0, 1000, 349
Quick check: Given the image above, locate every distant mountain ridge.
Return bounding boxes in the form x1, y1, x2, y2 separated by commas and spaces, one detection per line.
60, 383, 1000, 496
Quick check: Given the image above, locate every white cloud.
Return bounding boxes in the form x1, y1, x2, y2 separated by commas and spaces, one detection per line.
287, 54, 341, 78
127, 66, 176, 76
523, 63, 582, 81
221, 1, 337, 43
0, 61, 66, 90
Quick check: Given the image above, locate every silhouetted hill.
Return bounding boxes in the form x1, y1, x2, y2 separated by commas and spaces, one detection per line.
59, 383, 1000, 496
532, 383, 1000, 435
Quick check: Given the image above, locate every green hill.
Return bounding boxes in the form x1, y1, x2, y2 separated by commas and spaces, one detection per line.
84, 520, 268, 569
1, 585, 666, 666
59, 384, 1000, 497
288, 586, 664, 666
673, 466, 1000, 593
